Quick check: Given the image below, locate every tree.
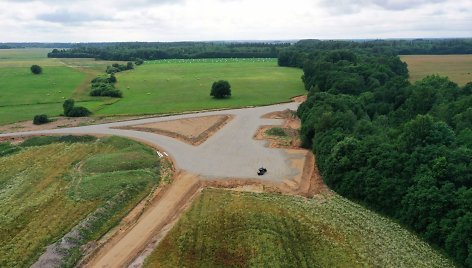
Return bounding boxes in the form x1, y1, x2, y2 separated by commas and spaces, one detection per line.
63, 99, 91, 117
30, 65, 42, 75
33, 114, 49, 125
126, 61, 134, 70
210, 80, 231, 99
63, 99, 75, 115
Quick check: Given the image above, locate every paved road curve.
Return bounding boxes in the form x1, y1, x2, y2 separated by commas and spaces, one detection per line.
0, 102, 304, 181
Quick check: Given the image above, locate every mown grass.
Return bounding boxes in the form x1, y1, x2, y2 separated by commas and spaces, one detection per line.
97, 59, 304, 116
145, 189, 454, 268
0, 50, 303, 125
0, 49, 116, 125
0, 136, 161, 267
401, 55, 472, 86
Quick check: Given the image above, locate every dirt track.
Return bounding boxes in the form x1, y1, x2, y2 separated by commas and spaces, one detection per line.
84, 172, 201, 268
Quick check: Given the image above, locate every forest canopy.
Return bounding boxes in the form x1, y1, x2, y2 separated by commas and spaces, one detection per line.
290, 41, 472, 267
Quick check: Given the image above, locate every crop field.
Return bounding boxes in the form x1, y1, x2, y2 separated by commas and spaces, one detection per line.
145, 189, 454, 267
0, 136, 161, 267
98, 59, 304, 116
401, 55, 472, 86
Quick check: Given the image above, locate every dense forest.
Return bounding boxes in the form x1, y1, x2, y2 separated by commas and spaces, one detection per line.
285, 41, 472, 267
43, 39, 472, 61
279, 38, 472, 67
46, 42, 290, 60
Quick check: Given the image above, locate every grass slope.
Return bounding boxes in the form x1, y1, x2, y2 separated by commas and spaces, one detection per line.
145, 189, 454, 268
0, 136, 161, 267
98, 59, 304, 116
401, 55, 472, 86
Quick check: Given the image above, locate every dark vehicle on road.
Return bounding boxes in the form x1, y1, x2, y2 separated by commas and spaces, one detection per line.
257, 167, 267, 176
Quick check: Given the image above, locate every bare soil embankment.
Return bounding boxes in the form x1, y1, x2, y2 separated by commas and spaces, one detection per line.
117, 115, 233, 146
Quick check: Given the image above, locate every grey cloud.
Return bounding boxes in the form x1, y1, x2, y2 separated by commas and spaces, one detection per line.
36, 9, 113, 24
319, 0, 447, 14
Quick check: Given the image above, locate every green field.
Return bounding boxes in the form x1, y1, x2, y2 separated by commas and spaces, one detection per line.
98, 59, 304, 115
0, 136, 161, 267
0, 50, 303, 126
402, 55, 472, 86
0, 49, 116, 125
145, 189, 454, 267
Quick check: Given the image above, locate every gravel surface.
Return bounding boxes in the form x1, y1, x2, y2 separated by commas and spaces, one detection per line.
0, 102, 304, 181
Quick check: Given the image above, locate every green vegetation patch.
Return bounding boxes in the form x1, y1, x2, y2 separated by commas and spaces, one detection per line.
145, 189, 453, 268
266, 127, 288, 137
0, 136, 160, 267
20, 135, 97, 147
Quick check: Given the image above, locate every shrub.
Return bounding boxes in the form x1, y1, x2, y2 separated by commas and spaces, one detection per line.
266, 127, 287, 136
63, 99, 75, 115
108, 74, 117, 83
63, 99, 91, 117
33, 114, 49, 125
67, 106, 91, 117
135, 59, 144, 65
30, 65, 42, 75
210, 80, 231, 99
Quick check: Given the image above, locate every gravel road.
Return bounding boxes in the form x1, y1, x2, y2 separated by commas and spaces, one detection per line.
0, 102, 304, 181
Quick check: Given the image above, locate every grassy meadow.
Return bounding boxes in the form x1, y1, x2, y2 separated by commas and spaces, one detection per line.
98, 58, 304, 116
0, 49, 116, 125
0, 136, 161, 267
145, 189, 454, 268
401, 55, 472, 86
0, 50, 304, 126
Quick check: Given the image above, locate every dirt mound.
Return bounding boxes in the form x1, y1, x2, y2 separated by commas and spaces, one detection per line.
118, 115, 233, 146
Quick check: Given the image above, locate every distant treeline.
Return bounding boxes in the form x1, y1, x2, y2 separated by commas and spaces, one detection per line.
279, 39, 472, 67
43, 39, 472, 61
47, 42, 291, 60
287, 41, 472, 267
0, 43, 76, 49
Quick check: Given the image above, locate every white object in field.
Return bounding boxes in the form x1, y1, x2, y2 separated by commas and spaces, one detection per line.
163, 152, 168, 156
156, 151, 163, 158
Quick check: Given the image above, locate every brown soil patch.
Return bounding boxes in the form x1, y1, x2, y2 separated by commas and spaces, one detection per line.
256, 110, 301, 148
118, 115, 233, 146
292, 95, 307, 103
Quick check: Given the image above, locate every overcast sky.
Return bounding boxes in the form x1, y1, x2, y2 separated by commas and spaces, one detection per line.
0, 0, 471, 42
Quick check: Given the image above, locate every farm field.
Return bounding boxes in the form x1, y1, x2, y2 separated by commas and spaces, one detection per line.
145, 188, 454, 268
0, 136, 161, 267
0, 50, 304, 125
99, 59, 304, 116
401, 54, 472, 86
0, 49, 117, 125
